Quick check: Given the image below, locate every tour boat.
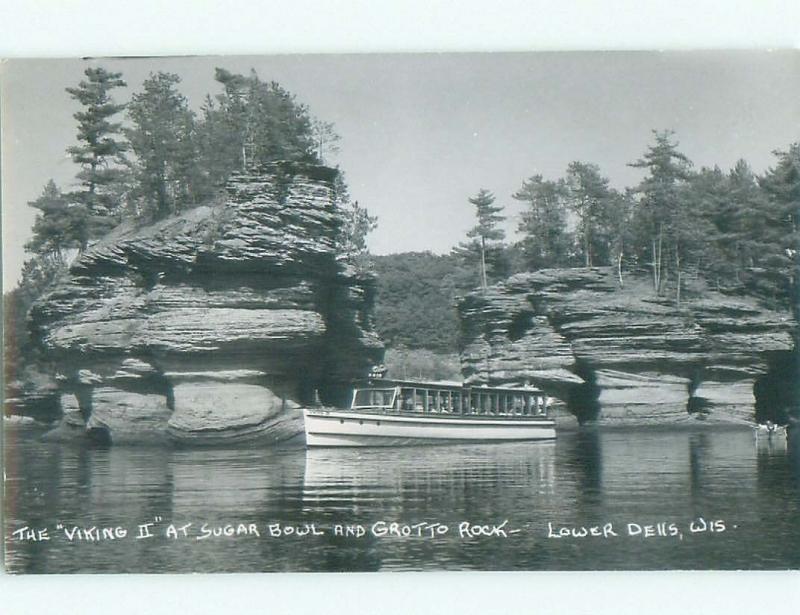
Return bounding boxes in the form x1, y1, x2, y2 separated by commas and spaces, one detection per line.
303, 379, 556, 447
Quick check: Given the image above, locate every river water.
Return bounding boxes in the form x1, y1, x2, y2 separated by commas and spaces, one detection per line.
3, 423, 799, 573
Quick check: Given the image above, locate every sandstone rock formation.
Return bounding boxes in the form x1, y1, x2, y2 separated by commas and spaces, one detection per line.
29, 162, 383, 445
458, 268, 796, 425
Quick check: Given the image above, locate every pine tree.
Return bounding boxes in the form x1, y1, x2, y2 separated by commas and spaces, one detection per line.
757, 142, 800, 313
513, 175, 572, 270
628, 130, 694, 295
688, 165, 740, 286
727, 160, 771, 272
564, 161, 615, 267
603, 189, 634, 287
199, 70, 249, 179
197, 68, 319, 182
126, 72, 204, 219
458, 189, 506, 290
246, 76, 317, 165
24, 180, 87, 262
311, 118, 341, 164
65, 67, 128, 239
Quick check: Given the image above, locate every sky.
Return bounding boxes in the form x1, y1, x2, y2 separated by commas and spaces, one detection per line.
2, 51, 799, 290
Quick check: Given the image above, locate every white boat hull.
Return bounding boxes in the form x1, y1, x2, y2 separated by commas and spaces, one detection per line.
303, 409, 556, 447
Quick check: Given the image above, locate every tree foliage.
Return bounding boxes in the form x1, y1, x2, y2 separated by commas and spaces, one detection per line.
15, 63, 800, 367
371, 252, 476, 353
513, 175, 573, 269
4, 256, 68, 370
65, 67, 128, 238
756, 143, 800, 313
126, 72, 207, 219
457, 189, 506, 289
334, 174, 378, 268
627, 130, 695, 295
24, 180, 87, 261
311, 118, 342, 164
196, 68, 319, 185
564, 162, 616, 267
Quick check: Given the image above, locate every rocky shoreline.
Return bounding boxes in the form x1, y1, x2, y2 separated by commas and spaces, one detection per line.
458, 268, 796, 425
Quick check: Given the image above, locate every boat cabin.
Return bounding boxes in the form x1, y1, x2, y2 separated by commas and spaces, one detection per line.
350, 379, 548, 417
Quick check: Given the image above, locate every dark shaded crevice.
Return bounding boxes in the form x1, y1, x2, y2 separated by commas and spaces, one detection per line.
687, 395, 711, 415
754, 349, 799, 425
165, 385, 175, 411
314, 267, 383, 407
508, 312, 531, 342
566, 359, 601, 424
540, 310, 600, 424
686, 364, 710, 416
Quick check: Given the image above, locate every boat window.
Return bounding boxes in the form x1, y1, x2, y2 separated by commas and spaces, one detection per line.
352, 388, 396, 408
351, 385, 548, 417
450, 391, 459, 414
400, 389, 412, 411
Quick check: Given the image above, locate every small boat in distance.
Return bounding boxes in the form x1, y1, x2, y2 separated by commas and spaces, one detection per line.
754, 421, 789, 441
303, 379, 556, 447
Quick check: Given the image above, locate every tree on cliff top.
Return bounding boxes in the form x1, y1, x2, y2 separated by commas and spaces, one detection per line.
628, 130, 694, 296
126, 72, 206, 219
66, 67, 129, 242
312, 118, 342, 165
564, 161, 617, 268
456, 189, 507, 290
24, 180, 87, 263
757, 142, 800, 315
513, 175, 573, 271
197, 68, 319, 186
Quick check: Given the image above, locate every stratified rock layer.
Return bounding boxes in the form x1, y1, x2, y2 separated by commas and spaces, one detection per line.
31, 162, 383, 445
458, 268, 795, 424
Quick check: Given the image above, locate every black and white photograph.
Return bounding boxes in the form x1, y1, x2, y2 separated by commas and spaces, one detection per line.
2, 44, 799, 583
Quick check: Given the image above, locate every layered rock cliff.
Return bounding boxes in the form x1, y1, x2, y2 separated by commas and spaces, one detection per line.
458, 268, 796, 425
28, 162, 383, 445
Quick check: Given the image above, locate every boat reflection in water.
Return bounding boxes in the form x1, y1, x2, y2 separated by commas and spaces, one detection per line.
302, 441, 558, 516
304, 379, 556, 447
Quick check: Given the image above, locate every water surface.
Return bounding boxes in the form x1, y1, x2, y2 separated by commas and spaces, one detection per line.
3, 424, 799, 572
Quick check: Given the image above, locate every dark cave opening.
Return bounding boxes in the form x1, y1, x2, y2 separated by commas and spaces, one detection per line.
754, 349, 799, 425
508, 312, 531, 342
